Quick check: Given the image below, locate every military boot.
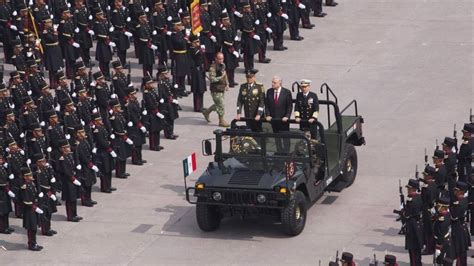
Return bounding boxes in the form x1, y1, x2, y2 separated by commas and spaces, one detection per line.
202, 108, 211, 122
218, 116, 230, 127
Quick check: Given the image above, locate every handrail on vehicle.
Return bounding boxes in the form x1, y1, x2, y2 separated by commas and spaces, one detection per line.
340, 100, 359, 116
320, 83, 338, 128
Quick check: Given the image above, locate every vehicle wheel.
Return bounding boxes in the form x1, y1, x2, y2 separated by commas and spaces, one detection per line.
196, 198, 221, 232
281, 191, 307, 236
341, 144, 358, 187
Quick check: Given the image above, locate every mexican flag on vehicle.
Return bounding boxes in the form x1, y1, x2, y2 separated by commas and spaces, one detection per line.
183, 153, 197, 177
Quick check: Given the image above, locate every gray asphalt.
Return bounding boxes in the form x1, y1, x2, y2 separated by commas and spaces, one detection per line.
1, 0, 473, 265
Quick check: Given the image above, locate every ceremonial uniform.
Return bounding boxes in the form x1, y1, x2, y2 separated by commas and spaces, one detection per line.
0, 164, 14, 234
7, 146, 27, 217
268, 0, 287, 50
41, 23, 64, 88
57, 142, 82, 222
75, 133, 97, 206
58, 13, 80, 78
34, 159, 58, 236
434, 209, 454, 264
220, 16, 239, 87
92, 113, 116, 192
109, 99, 131, 178
294, 90, 319, 131
420, 167, 437, 254
111, 6, 131, 66
188, 44, 206, 112
94, 15, 114, 79
241, 8, 258, 72
74, 4, 94, 66
200, 6, 216, 69
111, 64, 129, 107
158, 77, 179, 139
170, 24, 190, 90
20, 176, 42, 250
236, 80, 265, 131
126, 90, 147, 165
136, 19, 156, 77
403, 188, 423, 266
143, 78, 164, 151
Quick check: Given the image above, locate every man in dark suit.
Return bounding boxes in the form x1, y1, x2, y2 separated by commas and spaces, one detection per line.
265, 76, 293, 153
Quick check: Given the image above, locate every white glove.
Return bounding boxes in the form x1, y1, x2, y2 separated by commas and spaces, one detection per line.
75, 27, 80, 33
266, 27, 273, 34
81, 120, 85, 126
222, 8, 227, 13
92, 147, 97, 154
47, 147, 52, 153
234, 11, 243, 18
109, 41, 116, 48
50, 194, 57, 201
127, 121, 133, 127
12, 11, 17, 16
54, 104, 60, 111
172, 99, 179, 104
159, 98, 164, 104
150, 44, 158, 50
38, 192, 44, 198
267, 12, 272, 18
110, 134, 115, 139
140, 126, 146, 133
40, 121, 45, 127
109, 26, 114, 32
9, 103, 14, 109
166, 31, 172, 36
90, 81, 97, 87
124, 31, 133, 37
128, 83, 133, 87
35, 207, 44, 214
178, 8, 183, 13
8, 191, 15, 198
110, 93, 117, 99
53, 24, 59, 31
110, 150, 117, 158
73, 179, 81, 186
92, 165, 99, 172
200, 44, 206, 50
255, 19, 260, 25
50, 177, 56, 183
26, 159, 31, 165
27, 51, 33, 57
20, 132, 25, 138
298, 3, 306, 9
106, 5, 110, 10
435, 249, 441, 257
281, 13, 289, 20
5, 147, 9, 153
3, 162, 7, 168
156, 112, 164, 119
66, 134, 71, 140
67, 2, 71, 7
152, 30, 157, 35
167, 16, 172, 21
126, 17, 131, 22
253, 35, 261, 41
8, 174, 14, 180
211, 21, 216, 26
88, 30, 95, 35
20, 150, 25, 155
144, 7, 149, 12
142, 110, 148, 115
10, 25, 17, 31
92, 108, 98, 113
234, 35, 240, 41
28, 0, 33, 5
88, 15, 93, 20
24, 89, 31, 96
232, 51, 239, 58
76, 164, 82, 170
125, 138, 133, 145
210, 35, 217, 42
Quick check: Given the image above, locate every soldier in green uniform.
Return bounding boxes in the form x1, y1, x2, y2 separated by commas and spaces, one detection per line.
235, 69, 265, 131
202, 52, 229, 127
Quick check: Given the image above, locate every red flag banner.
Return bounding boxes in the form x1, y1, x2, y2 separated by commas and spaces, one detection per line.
190, 0, 202, 36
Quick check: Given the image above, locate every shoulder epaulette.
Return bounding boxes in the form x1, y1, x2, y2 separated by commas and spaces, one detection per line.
59, 156, 64, 160
438, 216, 445, 221
21, 184, 26, 189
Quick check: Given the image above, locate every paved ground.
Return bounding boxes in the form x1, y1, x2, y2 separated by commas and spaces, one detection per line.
1, 0, 473, 265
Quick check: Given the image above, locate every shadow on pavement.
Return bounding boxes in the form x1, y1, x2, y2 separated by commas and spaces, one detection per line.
373, 227, 402, 237
0, 240, 26, 251
364, 242, 405, 254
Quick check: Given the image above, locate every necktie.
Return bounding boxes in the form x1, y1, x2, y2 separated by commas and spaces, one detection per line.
274, 90, 278, 104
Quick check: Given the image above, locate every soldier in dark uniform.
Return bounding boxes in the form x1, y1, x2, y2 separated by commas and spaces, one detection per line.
0, 0, 16, 63
339, 252, 354, 266
420, 165, 437, 255
125, 87, 147, 165
32, 153, 57, 236
433, 149, 447, 191
188, 35, 206, 112
199, 0, 216, 70
310, 0, 326, 17
109, 98, 133, 178
76, 84, 96, 145
62, 98, 81, 143
236, 69, 265, 132
27, 123, 50, 158
74, 125, 98, 206
27, 60, 46, 101
151, 0, 169, 66
21, 96, 42, 134
20, 167, 44, 251
241, 2, 259, 72
402, 179, 423, 266
254, 0, 272, 64
457, 124, 473, 183
93, 71, 113, 131
220, 12, 239, 88
46, 110, 67, 163
170, 17, 189, 96
294, 79, 319, 137
9, 71, 29, 111
91, 112, 117, 193
93, 8, 115, 79
268, 0, 288, 50
55, 71, 74, 108
298, 0, 314, 29
0, 154, 15, 234
111, 0, 132, 66
136, 10, 156, 77
142, 76, 164, 151
57, 139, 83, 222
11, 40, 28, 77
6, 138, 27, 218
58, 7, 80, 78
284, 0, 302, 41
434, 196, 454, 264
41, 17, 64, 89
4, 109, 24, 147
73, 61, 92, 97
450, 181, 470, 265
111, 60, 129, 107
157, 66, 179, 140
74, 0, 94, 67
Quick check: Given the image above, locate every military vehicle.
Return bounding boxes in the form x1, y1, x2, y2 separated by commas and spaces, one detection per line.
185, 84, 365, 235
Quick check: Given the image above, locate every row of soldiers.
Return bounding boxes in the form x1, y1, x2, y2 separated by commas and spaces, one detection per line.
0, 59, 181, 251
398, 121, 474, 265
0, 0, 339, 112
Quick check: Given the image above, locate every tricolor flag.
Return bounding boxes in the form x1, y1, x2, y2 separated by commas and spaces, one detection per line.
183, 153, 197, 177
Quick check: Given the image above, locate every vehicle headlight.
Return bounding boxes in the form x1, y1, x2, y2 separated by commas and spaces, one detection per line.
257, 194, 266, 204
212, 192, 222, 201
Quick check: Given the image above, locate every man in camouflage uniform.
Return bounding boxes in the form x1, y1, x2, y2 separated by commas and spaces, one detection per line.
235, 69, 265, 132
202, 52, 229, 127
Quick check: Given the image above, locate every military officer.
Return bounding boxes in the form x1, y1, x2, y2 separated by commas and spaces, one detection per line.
6, 138, 27, 218
58, 7, 80, 78
21, 96, 42, 133
450, 181, 470, 265
109, 98, 133, 178
157, 66, 179, 140
55, 71, 74, 107
457, 124, 473, 183
136, 10, 156, 77
20, 167, 44, 251
74, 125, 98, 207
142, 76, 164, 151
235, 69, 265, 132
402, 179, 423, 266
202, 52, 229, 127
27, 123, 50, 158
125, 87, 147, 165
254, 0, 272, 64
75, 84, 96, 145
433, 149, 447, 191
111, 0, 132, 66
9, 71, 29, 111
46, 110, 67, 162
4, 109, 24, 148
0, 154, 15, 234
93, 71, 113, 131
150, 0, 169, 66
199, 0, 216, 70
240, 1, 259, 72
73, 61, 92, 97
188, 35, 206, 112
268, 0, 288, 51
26, 60, 45, 101
73, 0, 94, 67
434, 196, 454, 264
62, 98, 81, 144
93, 7, 115, 80
294, 79, 319, 137
220, 12, 239, 88
37, 82, 55, 122
170, 17, 190, 95
420, 165, 437, 255
442, 137, 457, 175
111, 60, 129, 107
41, 17, 64, 89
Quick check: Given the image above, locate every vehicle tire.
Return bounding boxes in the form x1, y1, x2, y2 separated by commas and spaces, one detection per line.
281, 191, 307, 236
341, 144, 358, 187
196, 198, 221, 232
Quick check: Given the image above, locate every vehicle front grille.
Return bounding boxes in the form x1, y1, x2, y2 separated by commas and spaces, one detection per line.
221, 190, 277, 205
228, 171, 262, 186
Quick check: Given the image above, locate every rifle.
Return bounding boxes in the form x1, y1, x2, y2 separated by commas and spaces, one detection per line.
424, 148, 428, 166
415, 165, 419, 181
470, 108, 473, 123
393, 179, 406, 235
369, 253, 378, 266
453, 124, 458, 153
127, 61, 131, 85
435, 139, 439, 150
335, 250, 339, 264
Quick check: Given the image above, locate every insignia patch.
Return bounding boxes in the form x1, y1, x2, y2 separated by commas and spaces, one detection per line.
242, 90, 247, 96
252, 89, 258, 96
308, 98, 313, 104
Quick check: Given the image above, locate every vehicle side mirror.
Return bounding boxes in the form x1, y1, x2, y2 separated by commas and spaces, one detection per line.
202, 140, 213, 156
